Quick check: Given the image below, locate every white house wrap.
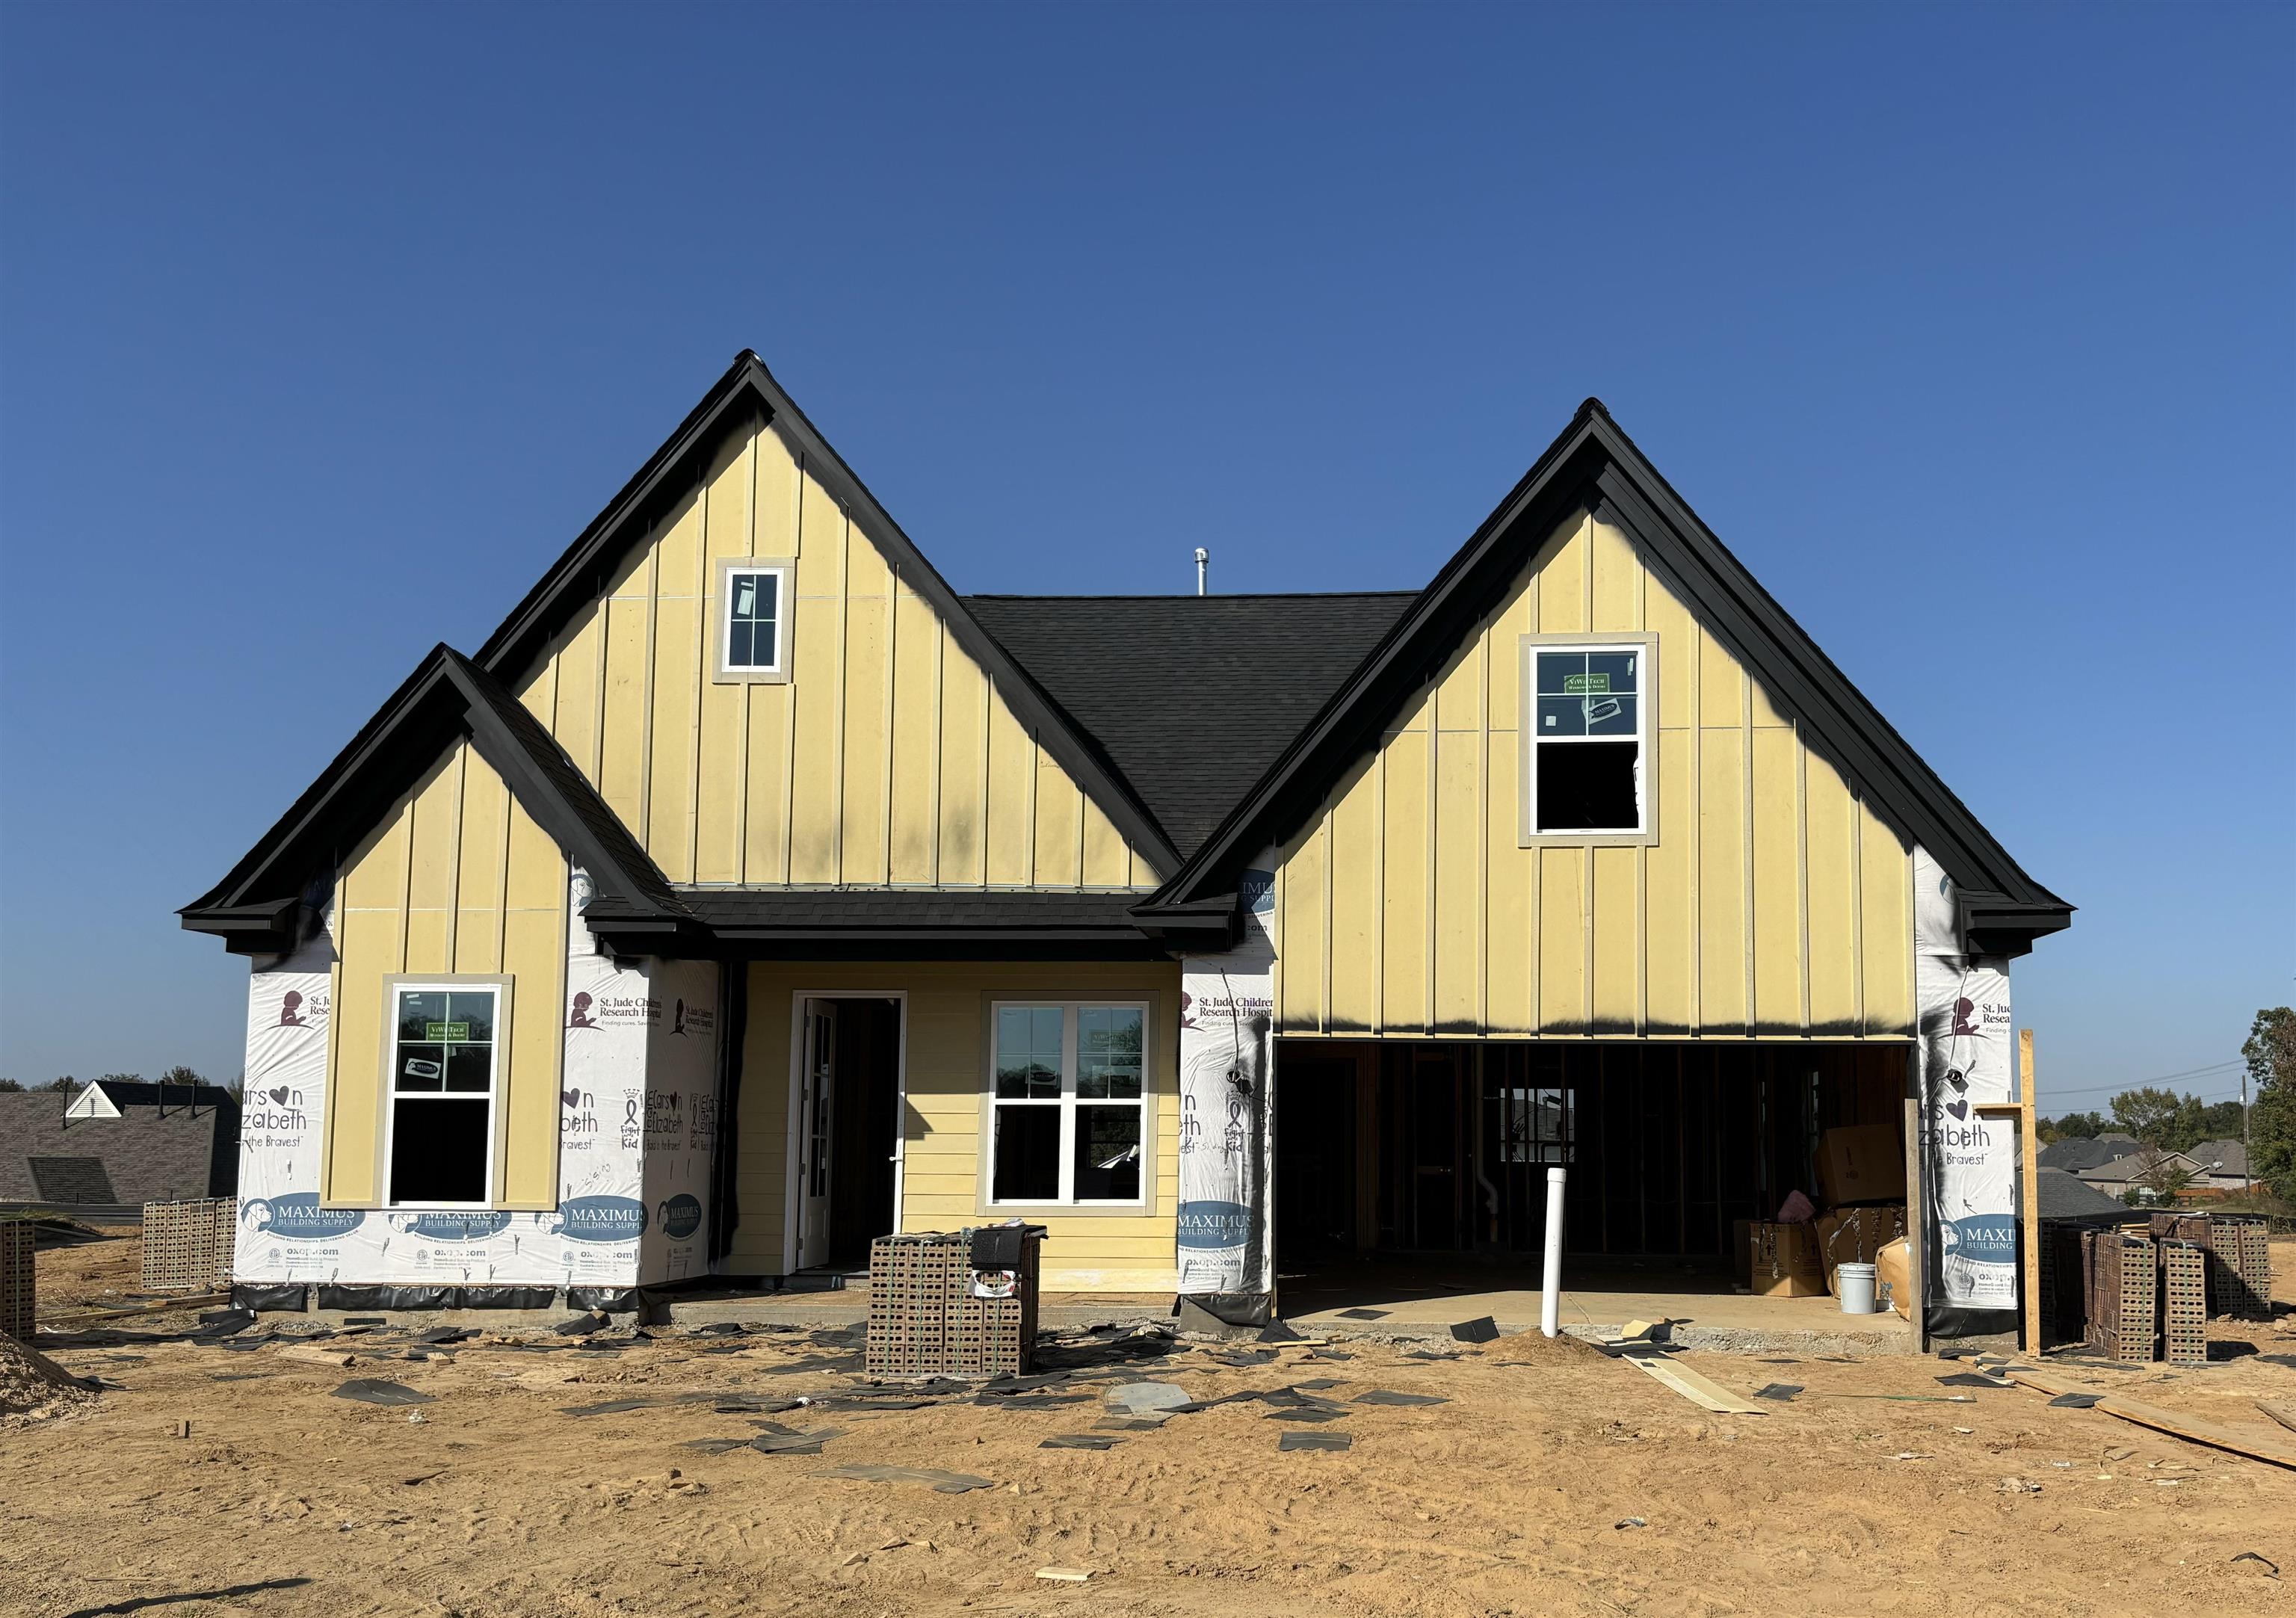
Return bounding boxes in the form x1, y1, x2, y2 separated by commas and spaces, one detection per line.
1913, 847, 2020, 1330
1175, 866, 1277, 1307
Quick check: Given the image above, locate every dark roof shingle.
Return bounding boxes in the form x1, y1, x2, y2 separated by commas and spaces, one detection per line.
963, 593, 1413, 861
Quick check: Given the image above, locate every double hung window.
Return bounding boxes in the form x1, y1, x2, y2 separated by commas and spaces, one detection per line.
386, 984, 501, 1205
1524, 640, 1652, 837
989, 1002, 1147, 1205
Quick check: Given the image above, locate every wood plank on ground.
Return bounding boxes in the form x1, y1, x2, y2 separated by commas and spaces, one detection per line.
2003, 1365, 2296, 1470
1623, 1352, 1767, 1415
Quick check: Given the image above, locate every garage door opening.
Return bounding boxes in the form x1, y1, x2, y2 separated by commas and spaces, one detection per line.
1272, 1040, 1910, 1327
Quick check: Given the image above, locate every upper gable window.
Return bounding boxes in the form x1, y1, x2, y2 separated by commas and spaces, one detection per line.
1519, 635, 1658, 844
715, 558, 794, 684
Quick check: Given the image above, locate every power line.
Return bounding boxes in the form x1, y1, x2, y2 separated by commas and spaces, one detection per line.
2034, 1059, 2243, 1103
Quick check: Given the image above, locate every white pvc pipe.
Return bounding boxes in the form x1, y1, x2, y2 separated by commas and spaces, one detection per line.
1540, 1165, 1567, 1338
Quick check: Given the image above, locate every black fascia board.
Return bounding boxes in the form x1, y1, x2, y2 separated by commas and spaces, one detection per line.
182, 645, 688, 954
1154, 399, 2071, 956
472, 351, 1182, 882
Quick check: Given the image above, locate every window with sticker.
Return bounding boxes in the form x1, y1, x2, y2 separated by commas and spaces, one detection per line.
1527, 643, 1648, 834
386, 984, 502, 1205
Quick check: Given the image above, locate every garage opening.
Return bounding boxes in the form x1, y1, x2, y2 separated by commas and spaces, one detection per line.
1272, 1040, 1910, 1323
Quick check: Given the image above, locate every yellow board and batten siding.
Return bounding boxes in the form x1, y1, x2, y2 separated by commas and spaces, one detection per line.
1273, 510, 1915, 1041
322, 741, 570, 1208
732, 961, 1184, 1292
507, 419, 1157, 893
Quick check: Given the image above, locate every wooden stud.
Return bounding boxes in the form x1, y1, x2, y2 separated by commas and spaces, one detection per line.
2019, 1029, 2042, 1354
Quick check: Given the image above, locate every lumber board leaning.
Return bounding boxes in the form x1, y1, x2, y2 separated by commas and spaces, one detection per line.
1623, 1353, 1767, 1415
2003, 1365, 2296, 1469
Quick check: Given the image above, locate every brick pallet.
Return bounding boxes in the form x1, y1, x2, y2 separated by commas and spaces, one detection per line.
141, 1197, 235, 1292
1, 1220, 32, 1342
2084, 1228, 2159, 1364
2159, 1238, 2209, 1367
2221, 1217, 2274, 1321
865, 1229, 1043, 1378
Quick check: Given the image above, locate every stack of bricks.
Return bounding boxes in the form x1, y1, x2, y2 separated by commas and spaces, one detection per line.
864, 1229, 1043, 1378
863, 1233, 959, 1377
2212, 1217, 2274, 1321
1, 1220, 33, 1343
2084, 1227, 2159, 1364
141, 1198, 235, 1292
2158, 1238, 2209, 1367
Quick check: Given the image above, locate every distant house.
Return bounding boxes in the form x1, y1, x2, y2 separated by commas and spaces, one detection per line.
2037, 1132, 2136, 1173
0, 1081, 240, 1210
2073, 1137, 2253, 1201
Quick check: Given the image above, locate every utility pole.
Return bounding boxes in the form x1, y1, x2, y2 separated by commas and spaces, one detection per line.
2242, 1062, 2253, 1196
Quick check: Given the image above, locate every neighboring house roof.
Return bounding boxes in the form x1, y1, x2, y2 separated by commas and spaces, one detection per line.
2037, 1167, 2131, 1221
2185, 1138, 2249, 1177
65, 1080, 238, 1119
182, 646, 691, 955
2079, 1150, 2200, 1184
1141, 398, 2073, 956
963, 593, 1415, 860
0, 1090, 239, 1207
2037, 1136, 2129, 1173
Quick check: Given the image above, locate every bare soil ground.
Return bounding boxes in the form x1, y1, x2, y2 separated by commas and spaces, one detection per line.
4, 1239, 2292, 1618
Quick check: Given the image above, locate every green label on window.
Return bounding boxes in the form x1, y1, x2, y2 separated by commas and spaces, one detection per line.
425, 1022, 470, 1042
1564, 673, 1611, 694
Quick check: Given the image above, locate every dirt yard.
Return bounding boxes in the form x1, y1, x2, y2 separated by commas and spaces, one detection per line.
4, 1241, 2294, 1618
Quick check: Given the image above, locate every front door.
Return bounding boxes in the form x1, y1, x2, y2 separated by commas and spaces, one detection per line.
797, 1000, 838, 1269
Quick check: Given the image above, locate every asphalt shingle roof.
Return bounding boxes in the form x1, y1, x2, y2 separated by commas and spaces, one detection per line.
963, 593, 1414, 862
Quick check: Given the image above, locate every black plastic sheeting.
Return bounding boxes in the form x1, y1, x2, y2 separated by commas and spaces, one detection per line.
306, 1284, 558, 1313
567, 1286, 643, 1315
232, 1283, 308, 1313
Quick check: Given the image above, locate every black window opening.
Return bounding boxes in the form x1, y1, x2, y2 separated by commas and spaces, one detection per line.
1531, 646, 1644, 833
387, 986, 498, 1205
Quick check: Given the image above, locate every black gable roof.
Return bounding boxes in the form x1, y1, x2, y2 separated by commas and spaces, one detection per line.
963, 593, 1414, 860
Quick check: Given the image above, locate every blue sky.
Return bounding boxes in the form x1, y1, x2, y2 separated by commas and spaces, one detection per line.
1, 5, 2289, 1115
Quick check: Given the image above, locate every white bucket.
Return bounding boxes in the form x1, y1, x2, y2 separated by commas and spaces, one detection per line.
1836, 1262, 1879, 1315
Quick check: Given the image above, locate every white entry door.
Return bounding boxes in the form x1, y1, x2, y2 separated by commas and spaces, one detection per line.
797, 1000, 838, 1269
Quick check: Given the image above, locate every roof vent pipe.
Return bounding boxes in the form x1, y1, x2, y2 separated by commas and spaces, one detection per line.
1194, 547, 1209, 596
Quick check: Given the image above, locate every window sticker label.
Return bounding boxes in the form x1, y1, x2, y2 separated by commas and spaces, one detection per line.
1563, 673, 1611, 694
425, 1022, 469, 1042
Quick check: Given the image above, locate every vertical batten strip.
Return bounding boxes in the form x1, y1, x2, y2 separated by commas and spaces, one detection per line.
735, 430, 759, 882
880, 561, 899, 885
928, 617, 945, 886
1687, 622, 1703, 1035
1635, 560, 1648, 1034
1424, 682, 1438, 1035
830, 503, 851, 882
684, 469, 709, 884
1850, 791, 1867, 1035
1372, 746, 1386, 1036
637, 540, 660, 848
493, 757, 513, 969
975, 672, 992, 889
1795, 723, 1812, 1035
440, 746, 466, 970
1740, 663, 1756, 1037
1476, 623, 1490, 1035
1321, 816, 1335, 1034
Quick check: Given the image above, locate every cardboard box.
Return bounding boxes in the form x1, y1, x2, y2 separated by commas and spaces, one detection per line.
1815, 1205, 1908, 1294
1752, 1221, 1827, 1297
1815, 1123, 1906, 1207
1874, 1235, 1911, 1319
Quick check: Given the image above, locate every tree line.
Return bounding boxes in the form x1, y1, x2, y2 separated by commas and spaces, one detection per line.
2042, 1008, 2296, 1204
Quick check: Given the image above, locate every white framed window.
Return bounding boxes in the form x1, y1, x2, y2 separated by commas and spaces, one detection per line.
383, 980, 504, 1206
1519, 634, 1658, 842
714, 558, 794, 683
988, 1001, 1148, 1206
